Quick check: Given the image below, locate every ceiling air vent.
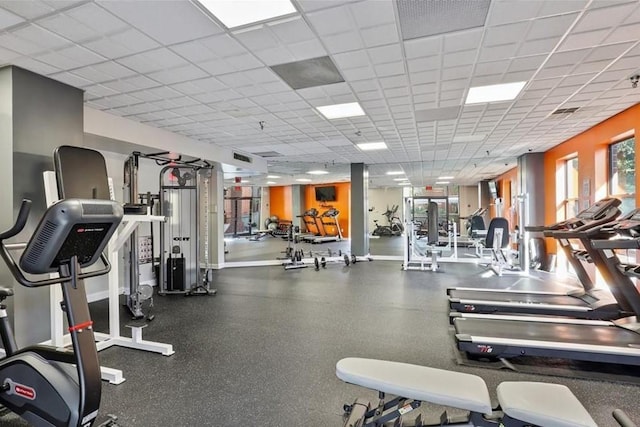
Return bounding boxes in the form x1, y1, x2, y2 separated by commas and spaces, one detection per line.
552, 107, 580, 115
397, 0, 491, 40
270, 56, 344, 90
253, 151, 283, 158
233, 152, 252, 163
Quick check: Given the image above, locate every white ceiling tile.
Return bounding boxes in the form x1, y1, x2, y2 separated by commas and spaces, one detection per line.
333, 50, 370, 70
367, 44, 403, 65
0, 33, 42, 55
487, 0, 542, 26
147, 64, 208, 85
604, 22, 640, 44
349, 0, 395, 28
117, 48, 187, 74
225, 53, 263, 71
234, 26, 281, 50
83, 83, 119, 99
50, 71, 92, 88
108, 28, 160, 55
198, 58, 236, 75
0, 5, 24, 29
13, 24, 71, 50
37, 14, 95, 42
35, 51, 81, 70
574, 2, 638, 32
170, 40, 216, 63
323, 31, 364, 54
268, 16, 316, 43
92, 61, 137, 79
518, 36, 561, 55
483, 22, 529, 47
407, 56, 440, 73
199, 34, 246, 58
443, 28, 483, 53
56, 45, 106, 68
12, 56, 60, 74
243, 68, 279, 84
71, 66, 113, 83
0, 45, 20, 62
404, 36, 442, 59
478, 44, 518, 62
584, 41, 635, 62
306, 5, 356, 36
572, 59, 611, 74
374, 62, 404, 77
527, 13, 578, 40
0, 1, 54, 19
360, 23, 399, 48
559, 29, 610, 51
341, 66, 376, 81
98, 0, 223, 44
84, 37, 133, 59
289, 39, 327, 60
546, 48, 590, 68
66, 3, 129, 34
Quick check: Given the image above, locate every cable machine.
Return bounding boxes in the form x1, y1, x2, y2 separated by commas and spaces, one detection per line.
123, 151, 215, 318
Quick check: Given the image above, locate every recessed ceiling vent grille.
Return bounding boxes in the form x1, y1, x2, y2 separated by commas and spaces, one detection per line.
270, 56, 344, 90
253, 151, 283, 158
397, 0, 491, 40
552, 107, 580, 115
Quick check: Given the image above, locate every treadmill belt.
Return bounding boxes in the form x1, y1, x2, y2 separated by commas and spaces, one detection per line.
455, 317, 640, 347
449, 290, 588, 307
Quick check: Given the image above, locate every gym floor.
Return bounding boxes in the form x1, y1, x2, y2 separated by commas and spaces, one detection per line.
3, 261, 639, 426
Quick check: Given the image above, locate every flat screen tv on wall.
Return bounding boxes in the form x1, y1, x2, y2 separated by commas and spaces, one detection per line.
315, 186, 336, 202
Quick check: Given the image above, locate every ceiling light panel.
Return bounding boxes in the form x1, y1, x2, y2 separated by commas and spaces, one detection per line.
198, 0, 297, 29
317, 102, 365, 119
465, 81, 527, 104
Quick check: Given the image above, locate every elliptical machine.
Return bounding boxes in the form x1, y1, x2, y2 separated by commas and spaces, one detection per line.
0, 198, 123, 426
371, 205, 404, 237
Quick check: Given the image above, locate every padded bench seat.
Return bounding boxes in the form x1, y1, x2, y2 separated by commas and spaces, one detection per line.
497, 382, 597, 427
336, 358, 492, 415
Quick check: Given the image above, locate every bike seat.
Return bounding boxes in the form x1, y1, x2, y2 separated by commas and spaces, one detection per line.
0, 287, 14, 298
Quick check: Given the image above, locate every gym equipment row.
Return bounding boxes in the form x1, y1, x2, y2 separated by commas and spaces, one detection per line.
337, 357, 633, 427
300, 207, 343, 243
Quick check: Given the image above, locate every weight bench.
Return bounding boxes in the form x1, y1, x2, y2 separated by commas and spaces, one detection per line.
337, 358, 597, 427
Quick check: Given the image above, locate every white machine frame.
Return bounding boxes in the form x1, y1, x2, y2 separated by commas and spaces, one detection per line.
43, 171, 174, 385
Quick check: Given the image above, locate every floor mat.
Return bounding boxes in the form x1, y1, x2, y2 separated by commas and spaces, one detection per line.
453, 344, 640, 385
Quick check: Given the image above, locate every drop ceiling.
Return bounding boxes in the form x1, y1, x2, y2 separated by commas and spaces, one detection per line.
0, 0, 639, 188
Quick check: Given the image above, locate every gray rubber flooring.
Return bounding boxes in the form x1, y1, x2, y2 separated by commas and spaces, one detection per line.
3, 261, 640, 426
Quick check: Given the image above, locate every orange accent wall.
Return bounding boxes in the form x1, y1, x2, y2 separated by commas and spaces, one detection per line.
543, 102, 640, 253
304, 182, 351, 238
269, 186, 292, 221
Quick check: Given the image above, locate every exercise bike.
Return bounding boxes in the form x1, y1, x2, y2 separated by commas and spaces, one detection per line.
371, 205, 404, 237
0, 198, 123, 426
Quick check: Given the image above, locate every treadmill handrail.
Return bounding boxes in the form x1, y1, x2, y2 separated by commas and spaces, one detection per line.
592, 239, 640, 250
547, 207, 621, 237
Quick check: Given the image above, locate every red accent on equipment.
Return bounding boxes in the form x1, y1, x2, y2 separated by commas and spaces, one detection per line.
68, 320, 93, 332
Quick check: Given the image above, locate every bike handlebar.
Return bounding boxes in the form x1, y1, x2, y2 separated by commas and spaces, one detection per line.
0, 200, 31, 241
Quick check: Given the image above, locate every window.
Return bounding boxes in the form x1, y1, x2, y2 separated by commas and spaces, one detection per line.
565, 157, 579, 219
609, 137, 636, 215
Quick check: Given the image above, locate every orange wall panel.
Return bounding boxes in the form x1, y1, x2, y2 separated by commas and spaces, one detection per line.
543, 102, 640, 253
269, 186, 292, 221
304, 182, 351, 238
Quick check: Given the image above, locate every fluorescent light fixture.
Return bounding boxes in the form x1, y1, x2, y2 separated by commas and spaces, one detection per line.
398, 182, 411, 186
357, 142, 387, 151
465, 81, 526, 104
316, 102, 365, 119
267, 175, 281, 179
393, 178, 409, 181
386, 171, 404, 176
438, 176, 454, 180
198, 0, 296, 29
435, 181, 450, 185
266, 181, 276, 184
453, 134, 485, 143
241, 180, 250, 183
307, 170, 329, 175
296, 178, 312, 182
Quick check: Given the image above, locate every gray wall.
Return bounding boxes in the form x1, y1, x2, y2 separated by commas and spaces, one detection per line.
1, 66, 84, 346
517, 152, 545, 227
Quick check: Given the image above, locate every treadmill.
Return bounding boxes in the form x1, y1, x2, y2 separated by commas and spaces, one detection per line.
448, 197, 626, 320
452, 208, 640, 366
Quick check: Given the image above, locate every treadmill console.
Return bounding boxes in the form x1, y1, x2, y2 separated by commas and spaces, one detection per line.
578, 197, 621, 221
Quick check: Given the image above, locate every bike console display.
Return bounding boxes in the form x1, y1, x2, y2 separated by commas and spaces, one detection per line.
20, 199, 123, 275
